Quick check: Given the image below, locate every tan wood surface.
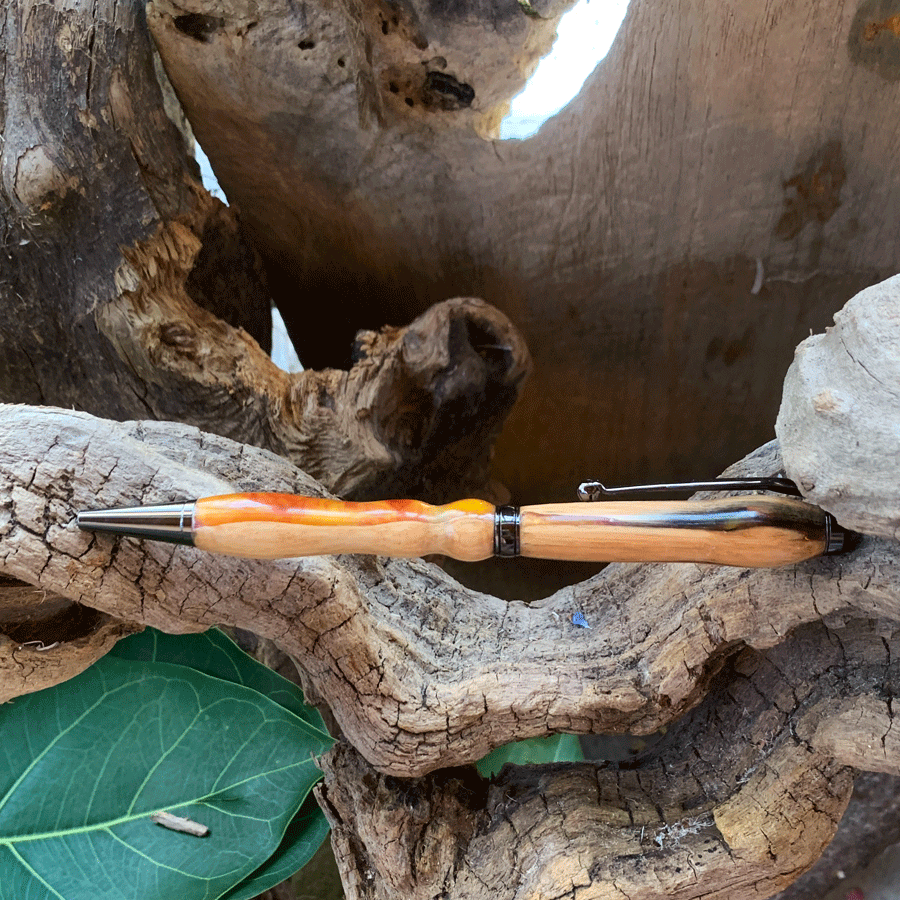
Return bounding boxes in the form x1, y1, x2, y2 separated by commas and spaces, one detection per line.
520, 495, 829, 566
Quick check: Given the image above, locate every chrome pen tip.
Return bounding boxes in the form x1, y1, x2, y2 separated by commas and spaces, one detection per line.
77, 501, 197, 546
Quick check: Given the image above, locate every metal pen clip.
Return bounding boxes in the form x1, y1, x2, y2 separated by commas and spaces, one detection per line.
577, 476, 803, 502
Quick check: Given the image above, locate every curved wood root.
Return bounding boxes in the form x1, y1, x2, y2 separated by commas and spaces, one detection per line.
0, 406, 896, 767
319, 618, 897, 899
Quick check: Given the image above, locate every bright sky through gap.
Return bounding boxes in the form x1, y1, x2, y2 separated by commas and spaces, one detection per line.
500, 0, 630, 140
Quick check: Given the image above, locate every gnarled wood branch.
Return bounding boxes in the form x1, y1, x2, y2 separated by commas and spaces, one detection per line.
2, 405, 897, 775
318, 617, 898, 899
1, 400, 896, 896
0, 0, 529, 503
2, 277, 897, 899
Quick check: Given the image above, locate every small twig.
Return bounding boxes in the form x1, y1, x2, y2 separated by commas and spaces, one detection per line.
150, 811, 210, 837
17, 640, 60, 652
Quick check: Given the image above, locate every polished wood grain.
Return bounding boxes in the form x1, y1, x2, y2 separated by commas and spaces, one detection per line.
193, 493, 496, 560
519, 495, 828, 567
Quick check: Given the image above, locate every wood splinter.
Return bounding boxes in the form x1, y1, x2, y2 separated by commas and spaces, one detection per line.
150, 811, 210, 837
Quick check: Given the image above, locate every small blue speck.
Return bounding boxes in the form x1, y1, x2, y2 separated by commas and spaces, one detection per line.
571, 611, 590, 629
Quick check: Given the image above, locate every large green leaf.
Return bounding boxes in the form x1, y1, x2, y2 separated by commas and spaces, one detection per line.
0, 631, 333, 900
109, 627, 334, 898
109, 627, 327, 730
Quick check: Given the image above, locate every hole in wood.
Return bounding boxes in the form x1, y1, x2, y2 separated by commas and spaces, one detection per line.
172, 13, 225, 43
501, 0, 629, 139
0, 576, 106, 645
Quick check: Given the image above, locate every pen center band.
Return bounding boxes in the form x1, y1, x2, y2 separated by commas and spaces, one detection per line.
494, 505, 521, 557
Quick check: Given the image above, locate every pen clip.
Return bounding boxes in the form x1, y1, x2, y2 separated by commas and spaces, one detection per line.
577, 476, 803, 501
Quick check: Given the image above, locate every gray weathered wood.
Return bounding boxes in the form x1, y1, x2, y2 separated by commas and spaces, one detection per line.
778, 274, 900, 540
0, 394, 897, 898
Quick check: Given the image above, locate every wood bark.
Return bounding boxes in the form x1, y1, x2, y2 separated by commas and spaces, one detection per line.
772, 772, 900, 900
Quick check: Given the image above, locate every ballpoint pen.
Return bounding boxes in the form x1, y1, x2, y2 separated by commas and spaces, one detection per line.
77, 477, 850, 568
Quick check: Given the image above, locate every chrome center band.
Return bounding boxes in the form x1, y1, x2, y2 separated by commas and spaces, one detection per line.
494, 505, 521, 557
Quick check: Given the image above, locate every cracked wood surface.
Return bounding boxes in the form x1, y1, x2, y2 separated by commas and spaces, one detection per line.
319, 619, 900, 899
772, 771, 900, 900
1, 406, 898, 778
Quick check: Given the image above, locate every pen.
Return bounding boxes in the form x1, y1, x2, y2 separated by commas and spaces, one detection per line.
76, 478, 850, 568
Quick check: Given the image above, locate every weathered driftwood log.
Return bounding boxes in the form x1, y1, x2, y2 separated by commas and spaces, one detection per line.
317, 617, 897, 900
2, 406, 897, 770
0, 405, 897, 900
2, 277, 898, 898
0, 0, 529, 503
147, 0, 900, 507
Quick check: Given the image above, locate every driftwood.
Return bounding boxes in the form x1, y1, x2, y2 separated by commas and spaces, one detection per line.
146, 0, 900, 512
1, 272, 899, 894
3, 0, 900, 897
0, 0, 528, 503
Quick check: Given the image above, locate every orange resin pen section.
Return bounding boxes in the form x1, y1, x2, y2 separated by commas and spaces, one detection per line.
192, 493, 497, 561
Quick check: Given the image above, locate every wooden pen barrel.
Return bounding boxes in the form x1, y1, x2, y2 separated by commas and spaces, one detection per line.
193, 493, 496, 560
518, 495, 829, 567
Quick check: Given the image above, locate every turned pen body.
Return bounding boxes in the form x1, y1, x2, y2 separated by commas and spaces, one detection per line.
188, 492, 832, 566
518, 495, 831, 567
78, 492, 842, 567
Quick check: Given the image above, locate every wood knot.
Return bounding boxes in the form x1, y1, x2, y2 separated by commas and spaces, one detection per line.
158, 322, 196, 352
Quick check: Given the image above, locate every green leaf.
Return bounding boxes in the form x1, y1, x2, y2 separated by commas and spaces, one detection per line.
475, 733, 584, 778
220, 795, 330, 900
109, 628, 329, 732
0, 633, 334, 900
110, 627, 334, 898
